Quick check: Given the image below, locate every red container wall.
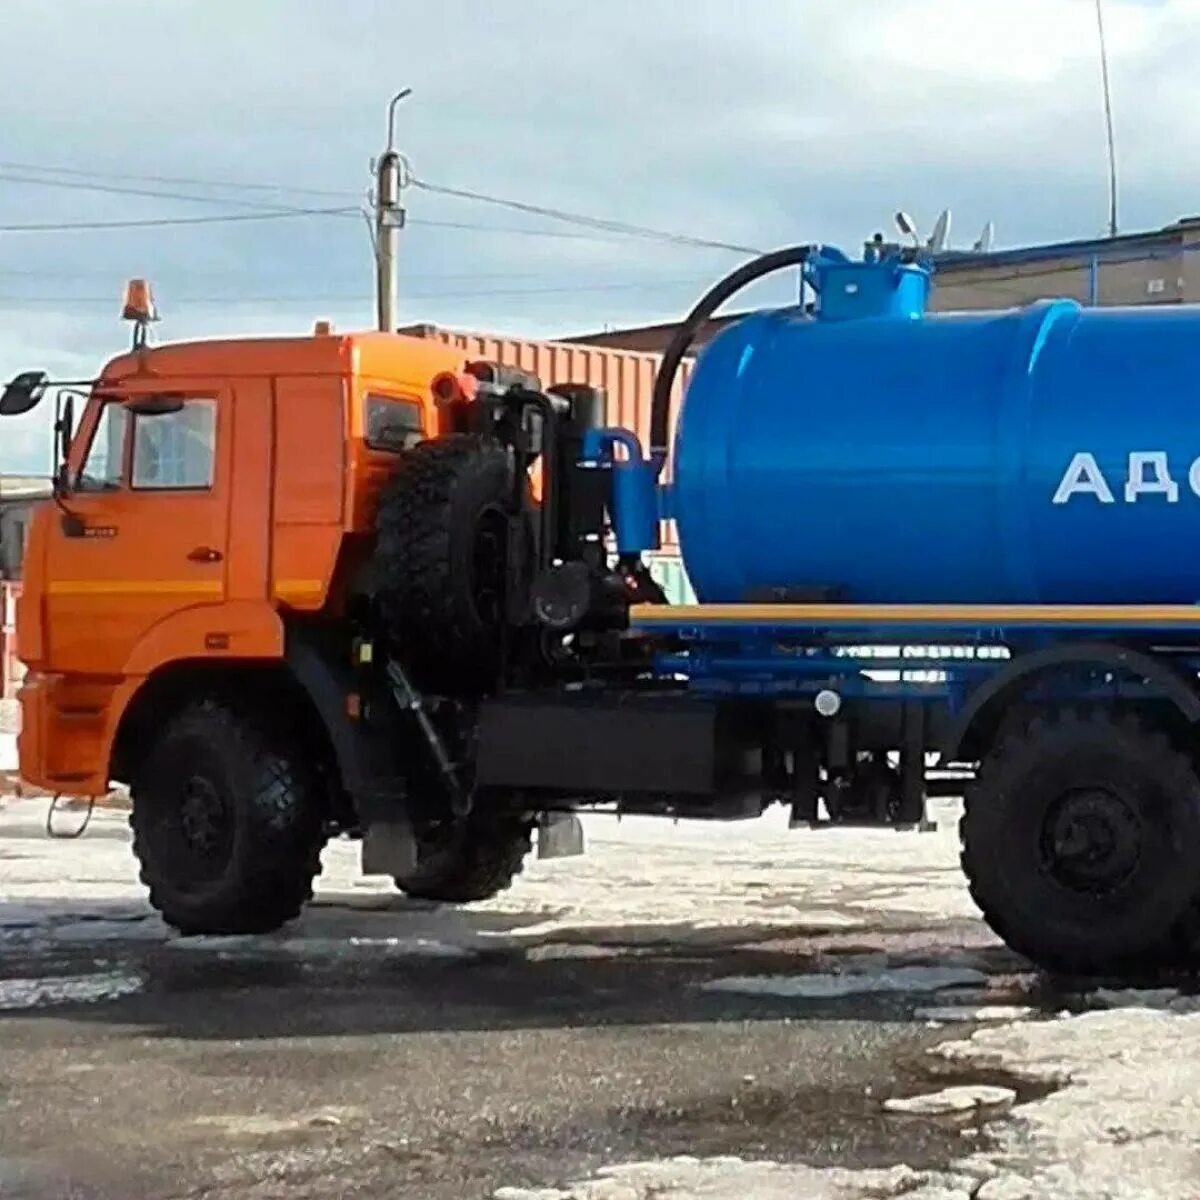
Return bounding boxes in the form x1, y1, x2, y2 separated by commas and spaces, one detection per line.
401, 325, 692, 548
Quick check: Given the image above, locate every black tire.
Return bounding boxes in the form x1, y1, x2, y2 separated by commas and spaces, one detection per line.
130, 700, 325, 935
394, 815, 532, 903
374, 435, 529, 691
961, 709, 1200, 975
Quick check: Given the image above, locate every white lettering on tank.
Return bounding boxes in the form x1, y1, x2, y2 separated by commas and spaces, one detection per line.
1188, 457, 1200, 498
1125, 452, 1179, 502
1053, 453, 1114, 504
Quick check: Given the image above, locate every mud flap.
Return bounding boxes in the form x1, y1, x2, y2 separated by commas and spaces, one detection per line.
537, 813, 584, 859
361, 817, 418, 877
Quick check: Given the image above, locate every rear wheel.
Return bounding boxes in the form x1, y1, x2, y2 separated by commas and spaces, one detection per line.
394, 813, 532, 903
961, 709, 1200, 975
130, 700, 325, 935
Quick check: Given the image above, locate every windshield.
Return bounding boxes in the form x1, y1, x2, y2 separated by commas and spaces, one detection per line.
75, 401, 129, 492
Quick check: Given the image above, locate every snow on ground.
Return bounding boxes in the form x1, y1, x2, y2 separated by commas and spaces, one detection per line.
934, 1008, 1200, 1199
494, 1003, 1200, 1199
0, 797, 984, 955
8, 794, 1200, 1196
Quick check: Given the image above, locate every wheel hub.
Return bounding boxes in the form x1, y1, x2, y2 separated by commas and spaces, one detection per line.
1040, 787, 1141, 894
179, 775, 230, 861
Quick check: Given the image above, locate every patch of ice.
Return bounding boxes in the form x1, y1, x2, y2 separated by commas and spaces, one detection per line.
0, 970, 142, 1010
1087, 987, 1183, 1011
0, 906, 44, 928
975, 1178, 1035, 1200
700, 965, 987, 1000
167, 934, 475, 959
934, 1008, 1200, 1197
50, 918, 165, 943
494, 1158, 922, 1200
883, 1084, 1016, 1116
913, 1005, 1035, 1024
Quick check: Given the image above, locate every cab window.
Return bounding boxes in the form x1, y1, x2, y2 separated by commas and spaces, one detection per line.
131, 399, 217, 490
76, 402, 130, 492
365, 393, 424, 452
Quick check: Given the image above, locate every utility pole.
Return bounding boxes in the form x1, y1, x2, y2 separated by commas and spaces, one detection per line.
375, 88, 411, 332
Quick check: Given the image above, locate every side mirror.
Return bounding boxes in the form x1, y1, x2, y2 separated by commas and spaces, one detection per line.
54, 394, 75, 493
0, 371, 49, 416
124, 393, 184, 416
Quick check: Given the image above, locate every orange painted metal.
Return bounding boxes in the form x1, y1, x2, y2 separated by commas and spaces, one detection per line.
17, 330, 465, 794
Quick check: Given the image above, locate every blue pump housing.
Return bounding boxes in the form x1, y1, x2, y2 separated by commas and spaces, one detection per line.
660, 248, 1200, 605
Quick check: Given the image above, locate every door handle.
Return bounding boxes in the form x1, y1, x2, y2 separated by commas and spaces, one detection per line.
187, 546, 223, 563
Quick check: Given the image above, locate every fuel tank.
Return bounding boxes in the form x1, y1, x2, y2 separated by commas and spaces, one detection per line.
673, 263, 1200, 605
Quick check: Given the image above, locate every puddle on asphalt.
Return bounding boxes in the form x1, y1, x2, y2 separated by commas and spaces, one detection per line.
0, 969, 143, 1011
699, 965, 988, 999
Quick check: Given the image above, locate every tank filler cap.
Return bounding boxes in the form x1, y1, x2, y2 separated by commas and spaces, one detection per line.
808, 247, 931, 324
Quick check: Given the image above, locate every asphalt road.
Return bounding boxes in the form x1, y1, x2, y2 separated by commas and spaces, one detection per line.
0, 803, 1052, 1199
0, 927, 1032, 1199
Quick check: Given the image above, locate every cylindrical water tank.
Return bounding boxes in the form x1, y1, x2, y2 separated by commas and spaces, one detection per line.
673, 299, 1200, 604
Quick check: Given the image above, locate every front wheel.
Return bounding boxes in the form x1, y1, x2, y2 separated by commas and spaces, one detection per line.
961, 709, 1200, 975
130, 700, 325, 935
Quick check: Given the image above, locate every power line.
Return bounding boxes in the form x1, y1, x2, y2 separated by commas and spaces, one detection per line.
407, 217, 673, 244
411, 176, 763, 255
0, 159, 760, 254
0, 170, 340, 213
0, 159, 353, 199
0, 206, 360, 233
0, 173, 713, 245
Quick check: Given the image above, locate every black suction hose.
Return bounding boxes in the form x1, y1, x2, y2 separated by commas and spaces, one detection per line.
649, 245, 816, 460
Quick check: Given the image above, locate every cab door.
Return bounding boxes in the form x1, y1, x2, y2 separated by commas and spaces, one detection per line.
45, 388, 230, 676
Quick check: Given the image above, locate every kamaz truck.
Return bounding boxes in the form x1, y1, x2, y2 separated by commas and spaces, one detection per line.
7, 239, 1200, 978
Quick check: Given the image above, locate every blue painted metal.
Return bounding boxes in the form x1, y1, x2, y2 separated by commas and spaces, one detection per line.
804, 251, 930, 322
641, 612, 1200, 705
668, 246, 1200, 605
581, 427, 663, 554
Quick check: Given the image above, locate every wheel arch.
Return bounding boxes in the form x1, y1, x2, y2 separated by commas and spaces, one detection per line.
942, 640, 1200, 763
109, 653, 349, 825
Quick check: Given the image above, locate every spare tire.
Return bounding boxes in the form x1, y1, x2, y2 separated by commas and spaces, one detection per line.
373, 435, 531, 691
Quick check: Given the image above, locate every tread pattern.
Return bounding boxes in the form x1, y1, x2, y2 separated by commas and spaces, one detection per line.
961, 708, 1200, 975
130, 699, 325, 935
395, 817, 532, 903
374, 435, 519, 691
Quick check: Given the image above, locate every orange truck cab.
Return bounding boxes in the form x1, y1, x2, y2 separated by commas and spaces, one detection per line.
1, 297, 603, 936
17, 330, 464, 797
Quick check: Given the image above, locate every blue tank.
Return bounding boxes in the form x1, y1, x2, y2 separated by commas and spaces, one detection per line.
671, 255, 1200, 605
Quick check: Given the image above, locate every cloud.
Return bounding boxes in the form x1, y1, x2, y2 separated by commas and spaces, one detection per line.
0, 0, 1196, 470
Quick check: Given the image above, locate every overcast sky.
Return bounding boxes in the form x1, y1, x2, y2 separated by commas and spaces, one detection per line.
1, 0, 1193, 472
